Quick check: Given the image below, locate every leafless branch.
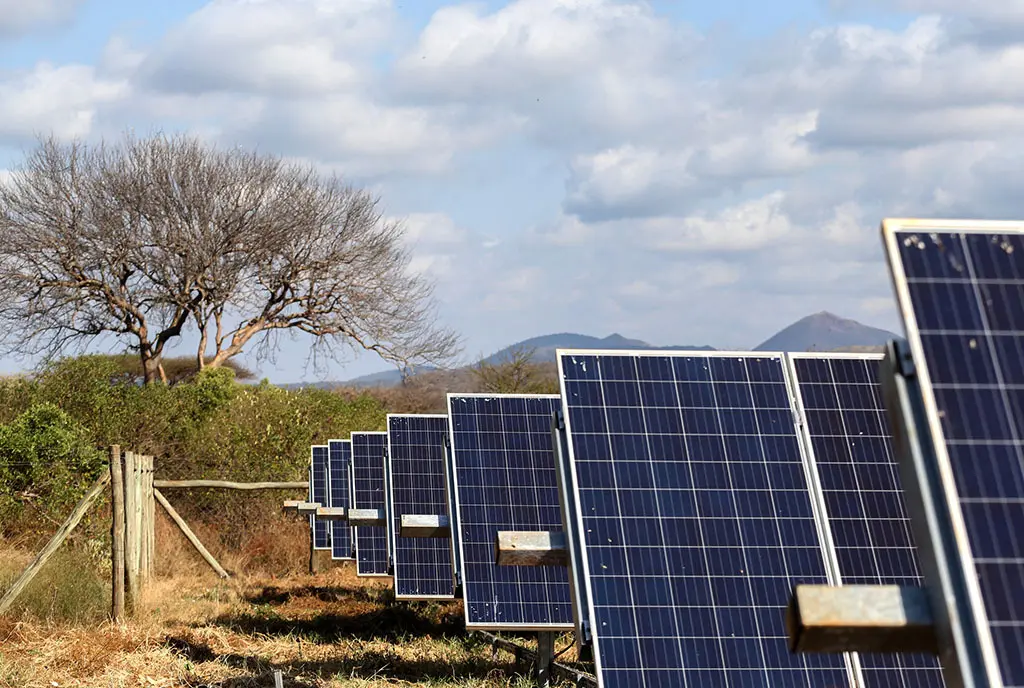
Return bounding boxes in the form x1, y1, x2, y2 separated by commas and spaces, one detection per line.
0, 132, 462, 382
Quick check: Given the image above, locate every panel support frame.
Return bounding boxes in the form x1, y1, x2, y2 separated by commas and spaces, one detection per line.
881, 339, 995, 688
552, 410, 593, 650
495, 530, 568, 567
442, 437, 464, 597
787, 583, 938, 654
399, 514, 451, 538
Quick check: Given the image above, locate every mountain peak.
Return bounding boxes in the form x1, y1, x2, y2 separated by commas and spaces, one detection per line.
754, 312, 897, 352
333, 313, 898, 388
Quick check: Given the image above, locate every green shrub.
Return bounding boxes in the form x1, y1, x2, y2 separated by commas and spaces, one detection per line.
0, 403, 105, 533
0, 353, 390, 561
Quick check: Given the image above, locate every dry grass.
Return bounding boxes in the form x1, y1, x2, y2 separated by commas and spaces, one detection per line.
0, 554, 579, 687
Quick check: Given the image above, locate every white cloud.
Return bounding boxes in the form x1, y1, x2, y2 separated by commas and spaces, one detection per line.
397, 212, 467, 245
394, 0, 703, 148
137, 0, 393, 97
639, 192, 796, 253
0, 0, 80, 36
0, 63, 126, 142
1, 0, 1020, 370
565, 111, 820, 220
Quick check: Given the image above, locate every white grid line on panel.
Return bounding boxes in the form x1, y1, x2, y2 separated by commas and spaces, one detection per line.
447, 393, 574, 631
386, 414, 454, 600
556, 350, 853, 688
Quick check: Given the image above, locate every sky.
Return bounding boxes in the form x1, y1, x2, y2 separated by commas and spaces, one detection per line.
0, 0, 1020, 382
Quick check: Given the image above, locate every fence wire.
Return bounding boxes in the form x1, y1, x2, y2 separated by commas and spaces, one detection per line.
154, 486, 310, 577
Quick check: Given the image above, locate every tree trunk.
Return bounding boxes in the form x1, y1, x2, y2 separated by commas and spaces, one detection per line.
141, 354, 163, 385
196, 322, 208, 372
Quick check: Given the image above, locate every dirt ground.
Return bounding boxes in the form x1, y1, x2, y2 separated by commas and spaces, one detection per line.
0, 563, 579, 687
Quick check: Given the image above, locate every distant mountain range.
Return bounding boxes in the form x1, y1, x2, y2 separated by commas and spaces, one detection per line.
312, 311, 898, 389
483, 332, 716, 365
752, 311, 897, 352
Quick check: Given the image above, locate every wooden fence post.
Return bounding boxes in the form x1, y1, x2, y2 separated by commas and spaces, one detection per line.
138, 455, 154, 584
0, 472, 111, 615
109, 446, 125, 621
124, 451, 140, 612
147, 455, 155, 580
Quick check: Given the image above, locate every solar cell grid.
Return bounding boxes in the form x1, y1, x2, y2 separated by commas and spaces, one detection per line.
789, 352, 945, 688
311, 445, 330, 550
557, 349, 852, 688
351, 432, 389, 577
386, 414, 455, 600
447, 393, 574, 631
328, 439, 354, 561
884, 220, 1024, 688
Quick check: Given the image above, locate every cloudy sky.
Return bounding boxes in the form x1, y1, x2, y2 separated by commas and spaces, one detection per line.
0, 0, 1018, 382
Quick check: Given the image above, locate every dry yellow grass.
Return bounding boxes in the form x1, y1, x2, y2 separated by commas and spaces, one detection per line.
0, 558, 580, 687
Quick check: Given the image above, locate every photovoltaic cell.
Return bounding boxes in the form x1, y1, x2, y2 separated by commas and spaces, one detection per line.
789, 353, 945, 688
352, 431, 389, 577
311, 445, 330, 551
386, 414, 454, 599
328, 439, 354, 561
884, 222, 1024, 687
448, 394, 574, 630
557, 349, 852, 688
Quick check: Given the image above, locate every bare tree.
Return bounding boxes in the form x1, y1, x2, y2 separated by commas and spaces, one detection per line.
471, 346, 559, 394
0, 132, 460, 383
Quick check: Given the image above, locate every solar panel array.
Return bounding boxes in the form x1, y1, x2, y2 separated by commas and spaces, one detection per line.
351, 431, 389, 577
386, 414, 455, 600
328, 439, 354, 561
789, 353, 945, 688
310, 445, 331, 550
447, 394, 574, 631
884, 222, 1024, 688
557, 350, 851, 688
282, 216, 1024, 688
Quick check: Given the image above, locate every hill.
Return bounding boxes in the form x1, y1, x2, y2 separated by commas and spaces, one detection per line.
333, 311, 897, 389
753, 311, 897, 352
482, 332, 716, 365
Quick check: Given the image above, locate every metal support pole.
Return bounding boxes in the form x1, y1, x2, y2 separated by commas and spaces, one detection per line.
535, 632, 555, 687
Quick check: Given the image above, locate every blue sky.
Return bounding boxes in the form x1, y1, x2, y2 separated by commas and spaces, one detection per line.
0, 0, 1017, 382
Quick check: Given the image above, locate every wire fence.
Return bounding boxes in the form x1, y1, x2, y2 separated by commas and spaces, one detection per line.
154, 486, 310, 577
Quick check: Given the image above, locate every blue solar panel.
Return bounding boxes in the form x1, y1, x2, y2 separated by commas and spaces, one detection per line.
328, 439, 354, 561
448, 394, 574, 631
352, 431, 389, 577
386, 414, 454, 600
884, 221, 1024, 687
311, 445, 330, 551
557, 349, 852, 688
789, 352, 945, 688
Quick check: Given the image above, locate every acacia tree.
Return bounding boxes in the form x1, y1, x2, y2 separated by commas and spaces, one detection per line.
471, 346, 559, 394
0, 132, 460, 383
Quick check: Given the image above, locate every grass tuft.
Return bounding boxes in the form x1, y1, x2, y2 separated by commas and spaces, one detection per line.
0, 544, 110, 624
0, 549, 586, 686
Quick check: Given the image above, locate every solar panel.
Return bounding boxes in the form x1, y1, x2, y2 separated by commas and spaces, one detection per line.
351, 431, 389, 577
447, 393, 574, 631
788, 352, 946, 688
386, 414, 455, 600
328, 439, 354, 561
557, 349, 853, 688
883, 220, 1024, 688
311, 445, 330, 551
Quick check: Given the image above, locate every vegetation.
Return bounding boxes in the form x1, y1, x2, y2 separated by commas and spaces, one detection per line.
471, 347, 559, 395
0, 348, 577, 684
0, 354, 388, 543
0, 131, 583, 686
0, 564, 578, 686
0, 132, 460, 384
